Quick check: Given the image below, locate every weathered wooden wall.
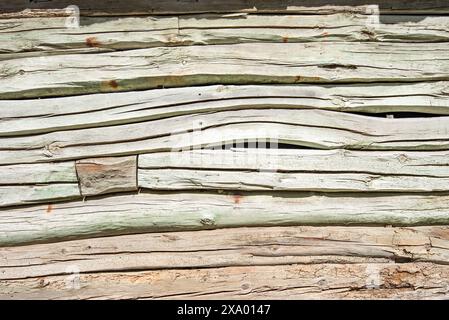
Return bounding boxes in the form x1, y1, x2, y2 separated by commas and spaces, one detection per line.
2, 0, 449, 299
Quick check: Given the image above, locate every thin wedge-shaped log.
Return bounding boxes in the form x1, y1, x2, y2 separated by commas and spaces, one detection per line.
3, 42, 449, 99
139, 149, 449, 177
139, 169, 449, 192
1, 226, 449, 280
2, 14, 449, 58
2, 192, 449, 246
2, 109, 449, 165
0, 162, 80, 207
2, 83, 449, 137
2, 263, 449, 299
2, 0, 448, 16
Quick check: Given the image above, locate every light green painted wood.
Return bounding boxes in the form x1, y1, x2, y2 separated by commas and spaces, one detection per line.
0, 162, 78, 184
1, 82, 449, 137
139, 149, 449, 177
2, 192, 449, 246
2, 42, 449, 99
0, 184, 81, 208
2, 108, 449, 165
0, 162, 81, 207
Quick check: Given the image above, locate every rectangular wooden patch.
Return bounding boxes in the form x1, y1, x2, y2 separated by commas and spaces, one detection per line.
75, 156, 137, 197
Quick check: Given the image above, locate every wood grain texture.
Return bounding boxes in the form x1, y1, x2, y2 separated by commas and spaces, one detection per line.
0, 162, 77, 184
1, 226, 449, 280
2, 42, 449, 99
2, 14, 449, 58
138, 169, 449, 193
0, 162, 80, 207
1, 0, 448, 16
2, 263, 449, 299
2, 108, 449, 166
139, 149, 449, 177
138, 149, 449, 192
3, 0, 449, 301
2, 192, 449, 246
2, 82, 449, 138
75, 156, 137, 197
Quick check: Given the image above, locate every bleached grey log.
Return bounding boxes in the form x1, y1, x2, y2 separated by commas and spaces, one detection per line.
2, 263, 449, 299
1, 226, 448, 280
0, 162, 81, 207
2, 108, 449, 165
2, 14, 449, 58
0, 162, 77, 184
2, 0, 448, 16
139, 149, 449, 177
2, 83, 449, 137
138, 169, 449, 193
3, 42, 449, 99
0, 185, 81, 208
75, 156, 137, 197
138, 149, 449, 192
2, 192, 449, 246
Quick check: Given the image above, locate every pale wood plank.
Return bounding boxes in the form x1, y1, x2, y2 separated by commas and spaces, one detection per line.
2, 42, 449, 99
0, 162, 77, 184
1, 263, 449, 299
139, 149, 449, 177
1, 226, 448, 280
0, 185, 81, 208
0, 162, 81, 207
2, 14, 449, 58
2, 108, 449, 165
2, 192, 449, 246
138, 169, 449, 192
2, 83, 449, 137
138, 149, 449, 192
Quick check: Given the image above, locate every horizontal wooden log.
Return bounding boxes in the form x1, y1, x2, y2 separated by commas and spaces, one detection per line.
2, 191, 449, 246
2, 263, 449, 299
0, 185, 80, 208
1, 226, 448, 281
139, 169, 449, 193
1, 1, 448, 16
2, 83, 449, 138
2, 42, 449, 99
139, 149, 449, 177
0, 162, 77, 184
75, 156, 137, 197
2, 14, 449, 58
0, 162, 80, 207
138, 149, 449, 192
2, 108, 449, 165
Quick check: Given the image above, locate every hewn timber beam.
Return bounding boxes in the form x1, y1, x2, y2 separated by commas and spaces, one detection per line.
0, 162, 81, 207
2, 83, 449, 138
2, 108, 449, 166
2, 42, 449, 99
1, 226, 449, 280
2, 14, 449, 58
2, 191, 449, 246
2, 263, 449, 299
1, 1, 448, 16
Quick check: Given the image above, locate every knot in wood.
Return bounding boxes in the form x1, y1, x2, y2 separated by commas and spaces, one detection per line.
42, 142, 61, 157
200, 217, 215, 226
